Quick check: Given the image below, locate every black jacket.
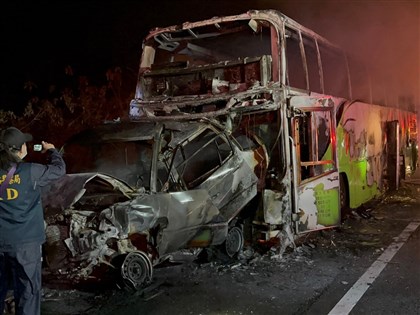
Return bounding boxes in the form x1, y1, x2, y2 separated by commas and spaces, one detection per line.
0, 149, 66, 249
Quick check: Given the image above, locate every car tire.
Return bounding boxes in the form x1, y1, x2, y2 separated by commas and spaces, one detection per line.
223, 226, 244, 258
119, 251, 153, 291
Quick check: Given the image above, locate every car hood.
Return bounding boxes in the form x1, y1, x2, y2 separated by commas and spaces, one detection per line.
42, 172, 134, 215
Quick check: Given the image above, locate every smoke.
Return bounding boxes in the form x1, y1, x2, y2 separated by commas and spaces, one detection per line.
140, 0, 420, 109
273, 0, 420, 109
150, 0, 419, 109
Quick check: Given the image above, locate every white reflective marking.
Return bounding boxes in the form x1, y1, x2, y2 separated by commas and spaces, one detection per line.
328, 221, 420, 315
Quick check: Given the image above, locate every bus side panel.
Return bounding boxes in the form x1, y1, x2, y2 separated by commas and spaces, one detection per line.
336, 101, 415, 208
297, 171, 340, 232
337, 102, 384, 208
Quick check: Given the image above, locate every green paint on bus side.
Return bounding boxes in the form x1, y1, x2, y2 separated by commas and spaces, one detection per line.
336, 125, 380, 209
314, 182, 340, 225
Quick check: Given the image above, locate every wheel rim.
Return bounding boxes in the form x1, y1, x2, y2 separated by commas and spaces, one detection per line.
225, 227, 244, 258
121, 251, 153, 290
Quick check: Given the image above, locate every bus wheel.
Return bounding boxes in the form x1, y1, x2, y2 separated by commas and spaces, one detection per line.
339, 174, 350, 219
120, 251, 153, 290
399, 154, 406, 181
224, 226, 244, 258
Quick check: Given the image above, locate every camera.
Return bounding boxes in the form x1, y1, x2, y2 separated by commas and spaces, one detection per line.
33, 144, 42, 152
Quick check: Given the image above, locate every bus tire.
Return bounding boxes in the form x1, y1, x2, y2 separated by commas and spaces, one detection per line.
339, 174, 350, 220
399, 154, 406, 181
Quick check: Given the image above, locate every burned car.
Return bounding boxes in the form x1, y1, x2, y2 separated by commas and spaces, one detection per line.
42, 119, 268, 289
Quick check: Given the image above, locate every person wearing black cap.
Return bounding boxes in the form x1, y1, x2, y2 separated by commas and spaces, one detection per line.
0, 127, 66, 315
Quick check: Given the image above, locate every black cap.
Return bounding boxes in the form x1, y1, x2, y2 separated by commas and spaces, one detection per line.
0, 127, 33, 150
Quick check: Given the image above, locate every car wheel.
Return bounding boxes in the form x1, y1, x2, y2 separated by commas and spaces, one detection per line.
120, 251, 153, 290
224, 226, 244, 258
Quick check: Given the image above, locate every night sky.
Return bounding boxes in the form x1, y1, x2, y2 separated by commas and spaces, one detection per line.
2, 0, 419, 112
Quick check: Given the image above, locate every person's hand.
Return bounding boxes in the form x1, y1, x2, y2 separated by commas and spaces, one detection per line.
41, 141, 55, 152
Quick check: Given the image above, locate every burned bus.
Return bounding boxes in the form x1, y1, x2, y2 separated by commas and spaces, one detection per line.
42, 9, 417, 289
129, 9, 417, 240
